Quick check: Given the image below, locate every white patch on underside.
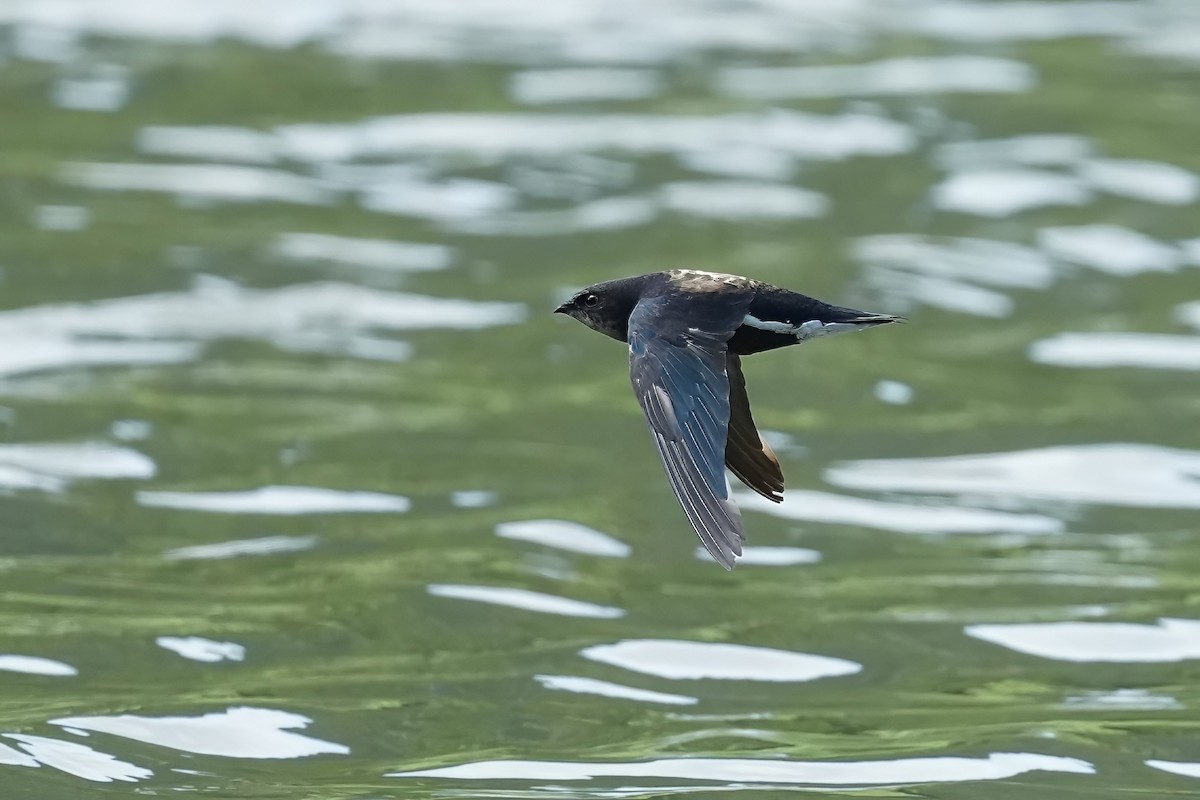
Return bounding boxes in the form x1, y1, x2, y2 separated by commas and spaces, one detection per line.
743, 314, 863, 341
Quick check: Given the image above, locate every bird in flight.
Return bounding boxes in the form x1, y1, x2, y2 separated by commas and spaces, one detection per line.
555, 269, 901, 569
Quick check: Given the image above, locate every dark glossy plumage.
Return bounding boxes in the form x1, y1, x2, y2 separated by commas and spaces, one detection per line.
554, 269, 901, 569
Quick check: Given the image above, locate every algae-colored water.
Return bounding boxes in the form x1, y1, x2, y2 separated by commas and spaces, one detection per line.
2, 2, 1200, 797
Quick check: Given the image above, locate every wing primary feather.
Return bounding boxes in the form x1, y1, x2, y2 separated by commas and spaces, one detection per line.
626, 287, 755, 568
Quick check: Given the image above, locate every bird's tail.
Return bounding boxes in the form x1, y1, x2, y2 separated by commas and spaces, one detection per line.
828, 306, 906, 328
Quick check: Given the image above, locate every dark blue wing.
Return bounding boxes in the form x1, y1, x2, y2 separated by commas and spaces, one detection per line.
627, 285, 754, 569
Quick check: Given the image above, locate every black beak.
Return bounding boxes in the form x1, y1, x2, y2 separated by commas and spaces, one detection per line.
553, 303, 570, 315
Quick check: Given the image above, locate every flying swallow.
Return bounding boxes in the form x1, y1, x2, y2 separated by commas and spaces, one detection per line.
555, 269, 902, 569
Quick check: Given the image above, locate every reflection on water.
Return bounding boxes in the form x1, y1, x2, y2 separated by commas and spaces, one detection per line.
533, 675, 698, 706
0, 278, 524, 378
0, 442, 154, 492
0, 656, 77, 677
716, 56, 1036, 99
156, 636, 245, 663
2, 0, 1200, 796
3, 735, 152, 783
967, 619, 1200, 663
580, 640, 861, 682
1038, 224, 1184, 275
736, 488, 1064, 535
137, 486, 411, 514
51, 707, 349, 759
389, 751, 1094, 785
1030, 332, 1200, 370
495, 519, 631, 558
695, 545, 821, 566
827, 444, 1200, 508
162, 534, 318, 561
428, 584, 626, 619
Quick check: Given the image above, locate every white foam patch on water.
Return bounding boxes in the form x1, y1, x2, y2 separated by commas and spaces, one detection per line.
826, 444, 1200, 509
0, 442, 154, 492
62, 162, 332, 205
717, 56, 1034, 99
511, 69, 662, 104
33, 205, 90, 231
0, 279, 524, 378
862, 267, 1014, 318
875, 379, 915, 405
736, 489, 1062, 535
272, 233, 453, 272
1038, 225, 1182, 275
4, 735, 152, 782
933, 135, 1092, 171
389, 752, 1093, 783
1030, 333, 1200, 370
274, 111, 914, 164
581, 639, 860, 682
534, 675, 698, 706
1080, 158, 1200, 205
138, 125, 280, 163
138, 486, 410, 514
156, 636, 245, 663
695, 545, 822, 566
0, 655, 78, 676
164, 535, 318, 561
51, 707, 348, 759
51, 65, 129, 112
428, 585, 625, 619
659, 182, 828, 220
1148, 760, 1200, 779
967, 618, 1200, 662
853, 235, 1057, 289
932, 169, 1090, 217
495, 519, 631, 558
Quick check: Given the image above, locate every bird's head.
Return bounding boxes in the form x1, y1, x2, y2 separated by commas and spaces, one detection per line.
553, 276, 648, 342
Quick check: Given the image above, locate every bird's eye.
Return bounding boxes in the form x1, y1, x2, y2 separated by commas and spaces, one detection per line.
583, 294, 601, 308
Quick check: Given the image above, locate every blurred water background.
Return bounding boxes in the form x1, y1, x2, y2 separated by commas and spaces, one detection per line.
2, 0, 1200, 796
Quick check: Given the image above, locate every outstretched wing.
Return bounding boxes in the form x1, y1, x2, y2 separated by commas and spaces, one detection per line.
627, 284, 754, 569
725, 353, 784, 502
